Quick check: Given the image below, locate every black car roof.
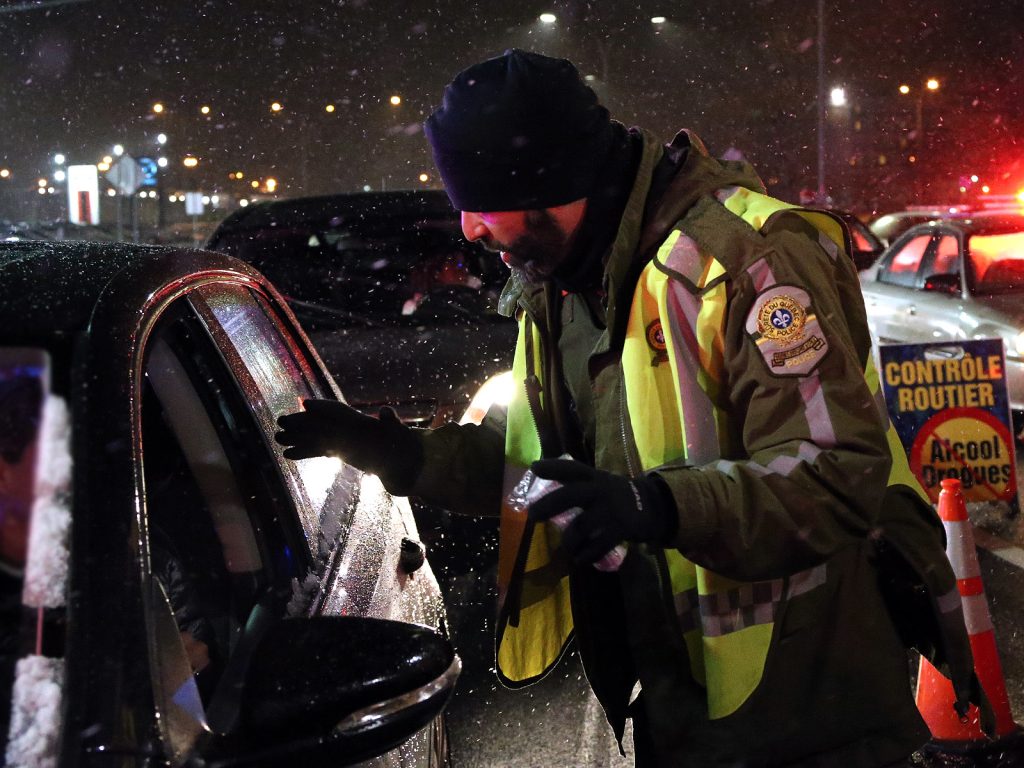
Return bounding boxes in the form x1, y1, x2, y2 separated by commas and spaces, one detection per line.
207, 189, 458, 246
1, 241, 276, 400
0, 240, 264, 350
0, 241, 165, 340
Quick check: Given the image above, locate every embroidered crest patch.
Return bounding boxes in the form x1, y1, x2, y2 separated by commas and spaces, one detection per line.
646, 319, 668, 366
745, 285, 829, 376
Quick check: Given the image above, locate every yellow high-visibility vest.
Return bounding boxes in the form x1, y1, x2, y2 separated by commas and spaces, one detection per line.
495, 188, 925, 717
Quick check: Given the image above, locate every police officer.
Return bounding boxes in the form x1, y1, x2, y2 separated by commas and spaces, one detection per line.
277, 50, 980, 767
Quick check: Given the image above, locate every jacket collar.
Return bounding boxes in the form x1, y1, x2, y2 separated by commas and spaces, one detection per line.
498, 129, 766, 339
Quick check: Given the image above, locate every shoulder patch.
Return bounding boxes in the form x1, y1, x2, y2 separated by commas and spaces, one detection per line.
646, 319, 669, 366
745, 285, 829, 376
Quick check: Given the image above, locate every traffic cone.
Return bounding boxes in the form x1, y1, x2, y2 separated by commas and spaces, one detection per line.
915, 477, 1022, 759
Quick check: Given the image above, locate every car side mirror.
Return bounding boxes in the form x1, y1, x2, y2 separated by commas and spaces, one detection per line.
189, 616, 460, 768
923, 273, 960, 295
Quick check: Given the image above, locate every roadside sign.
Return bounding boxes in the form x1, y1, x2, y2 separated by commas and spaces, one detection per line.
879, 339, 1018, 509
184, 192, 204, 216
66, 165, 100, 225
136, 156, 159, 187
107, 154, 142, 196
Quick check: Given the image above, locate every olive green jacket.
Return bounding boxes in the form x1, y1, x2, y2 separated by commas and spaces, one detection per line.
412, 130, 974, 767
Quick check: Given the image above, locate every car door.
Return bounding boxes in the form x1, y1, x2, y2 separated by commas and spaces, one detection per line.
911, 229, 970, 344
138, 279, 444, 766
863, 230, 938, 344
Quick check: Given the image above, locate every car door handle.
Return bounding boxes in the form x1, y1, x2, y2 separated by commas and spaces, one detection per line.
906, 306, 916, 315
399, 537, 426, 574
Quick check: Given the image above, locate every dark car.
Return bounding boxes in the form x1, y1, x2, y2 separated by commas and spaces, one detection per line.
206, 191, 518, 427
0, 241, 458, 767
834, 210, 886, 271
859, 214, 1024, 424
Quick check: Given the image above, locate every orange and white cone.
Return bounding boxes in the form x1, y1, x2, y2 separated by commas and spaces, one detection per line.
915, 477, 1017, 742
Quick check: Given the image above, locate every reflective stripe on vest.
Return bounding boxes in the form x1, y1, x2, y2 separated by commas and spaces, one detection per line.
630, 236, 788, 719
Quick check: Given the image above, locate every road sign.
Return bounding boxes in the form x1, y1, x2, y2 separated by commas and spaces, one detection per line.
879, 339, 1018, 508
136, 156, 159, 187
66, 165, 100, 225
184, 192, 204, 216
909, 408, 1016, 503
106, 155, 142, 196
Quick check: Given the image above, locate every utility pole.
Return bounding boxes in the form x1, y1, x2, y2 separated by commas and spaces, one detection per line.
816, 0, 827, 204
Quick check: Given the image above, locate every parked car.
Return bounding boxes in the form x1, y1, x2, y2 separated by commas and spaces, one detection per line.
0, 241, 458, 767
859, 214, 1024, 425
206, 191, 517, 428
832, 210, 886, 270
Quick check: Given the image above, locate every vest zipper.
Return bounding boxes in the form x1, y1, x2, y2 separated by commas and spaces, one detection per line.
618, 365, 641, 479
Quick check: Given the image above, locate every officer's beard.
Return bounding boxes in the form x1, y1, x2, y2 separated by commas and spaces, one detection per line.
487, 210, 577, 284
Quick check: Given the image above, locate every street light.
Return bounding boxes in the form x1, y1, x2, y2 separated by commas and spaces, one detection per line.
897, 78, 941, 197
539, 12, 556, 23
898, 78, 941, 142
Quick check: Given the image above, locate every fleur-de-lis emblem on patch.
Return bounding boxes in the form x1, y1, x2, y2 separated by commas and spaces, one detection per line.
757, 295, 806, 342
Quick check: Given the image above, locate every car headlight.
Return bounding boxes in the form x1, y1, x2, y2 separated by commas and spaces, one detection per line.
460, 371, 516, 425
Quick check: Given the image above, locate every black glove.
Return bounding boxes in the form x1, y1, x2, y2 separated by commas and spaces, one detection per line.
527, 459, 677, 567
275, 400, 424, 495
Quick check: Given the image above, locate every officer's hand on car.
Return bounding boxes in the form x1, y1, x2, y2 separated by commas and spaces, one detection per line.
275, 399, 423, 495
526, 459, 678, 567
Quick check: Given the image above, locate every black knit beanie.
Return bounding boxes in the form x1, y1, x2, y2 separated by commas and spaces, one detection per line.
424, 49, 615, 212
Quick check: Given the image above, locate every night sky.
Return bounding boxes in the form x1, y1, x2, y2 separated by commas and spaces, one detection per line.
2, 0, 1022, 211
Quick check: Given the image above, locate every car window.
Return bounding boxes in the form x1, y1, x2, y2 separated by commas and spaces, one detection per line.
143, 327, 308, 745
850, 225, 874, 253
189, 282, 361, 543
929, 234, 960, 276
878, 234, 933, 287
215, 215, 506, 329
969, 232, 1024, 293
139, 285, 366, 746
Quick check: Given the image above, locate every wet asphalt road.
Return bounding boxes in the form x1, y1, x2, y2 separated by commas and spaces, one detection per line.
438, 569, 629, 768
